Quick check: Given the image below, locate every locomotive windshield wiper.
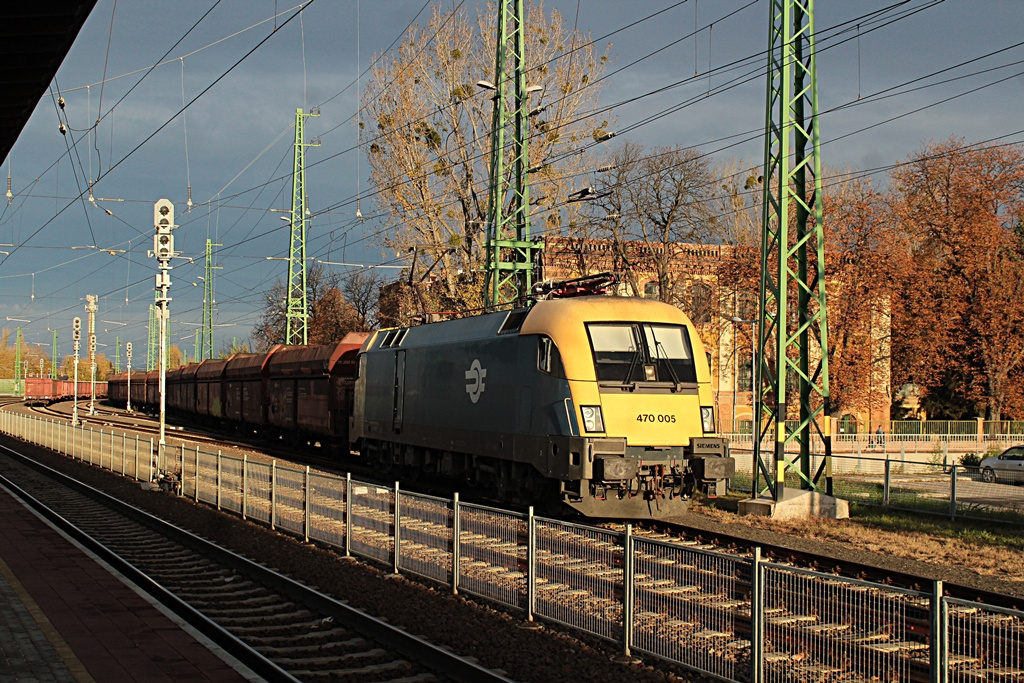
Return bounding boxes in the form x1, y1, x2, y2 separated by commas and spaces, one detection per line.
622, 340, 642, 389
653, 338, 682, 391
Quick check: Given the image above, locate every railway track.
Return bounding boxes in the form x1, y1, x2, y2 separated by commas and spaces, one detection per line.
0, 442, 513, 683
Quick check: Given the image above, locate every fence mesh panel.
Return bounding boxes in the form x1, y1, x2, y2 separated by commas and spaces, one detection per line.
274, 466, 306, 536
197, 451, 218, 506
348, 480, 393, 564
245, 460, 272, 524
219, 455, 243, 514
181, 449, 195, 498
533, 519, 622, 642
308, 472, 346, 549
762, 564, 929, 682
946, 598, 1024, 681
632, 539, 749, 680
457, 504, 526, 611
397, 492, 452, 585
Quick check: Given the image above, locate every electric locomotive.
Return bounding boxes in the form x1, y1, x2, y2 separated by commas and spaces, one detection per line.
351, 296, 733, 518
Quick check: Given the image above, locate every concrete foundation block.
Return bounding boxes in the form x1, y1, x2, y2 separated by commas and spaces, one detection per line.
738, 488, 849, 520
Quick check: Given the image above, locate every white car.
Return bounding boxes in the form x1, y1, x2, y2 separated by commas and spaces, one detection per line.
980, 446, 1024, 484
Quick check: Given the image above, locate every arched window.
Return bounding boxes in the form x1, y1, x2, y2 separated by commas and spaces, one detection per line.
838, 414, 858, 435
644, 281, 659, 298
691, 282, 714, 324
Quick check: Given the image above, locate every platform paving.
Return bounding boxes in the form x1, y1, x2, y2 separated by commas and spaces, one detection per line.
0, 483, 255, 682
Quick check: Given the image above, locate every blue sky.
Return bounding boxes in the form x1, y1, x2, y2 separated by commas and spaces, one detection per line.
2, 0, 1022, 361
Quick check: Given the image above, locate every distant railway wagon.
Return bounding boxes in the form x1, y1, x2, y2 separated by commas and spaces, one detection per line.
195, 358, 228, 419
124, 371, 147, 408
223, 351, 276, 427
107, 298, 733, 519
23, 378, 107, 405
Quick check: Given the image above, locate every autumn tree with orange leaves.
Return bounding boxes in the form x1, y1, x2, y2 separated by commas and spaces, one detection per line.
889, 138, 1024, 421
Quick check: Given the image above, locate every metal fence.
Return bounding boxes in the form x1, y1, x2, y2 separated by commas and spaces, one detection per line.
3, 410, 1023, 683
728, 449, 1024, 525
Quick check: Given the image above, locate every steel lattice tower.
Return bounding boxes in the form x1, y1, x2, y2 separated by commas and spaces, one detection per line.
483, 0, 539, 309
754, 0, 832, 501
201, 239, 222, 359
285, 108, 319, 346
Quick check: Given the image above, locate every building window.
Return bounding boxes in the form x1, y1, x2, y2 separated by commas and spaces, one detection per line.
644, 281, 659, 298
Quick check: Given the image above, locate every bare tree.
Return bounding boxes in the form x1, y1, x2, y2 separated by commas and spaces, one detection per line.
587, 142, 721, 312
362, 1, 611, 312
252, 262, 371, 349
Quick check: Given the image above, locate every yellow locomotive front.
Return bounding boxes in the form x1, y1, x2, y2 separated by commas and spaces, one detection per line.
522, 297, 734, 517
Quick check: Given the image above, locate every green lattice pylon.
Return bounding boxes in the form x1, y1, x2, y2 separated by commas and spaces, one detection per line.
482, 0, 540, 309
285, 107, 320, 346
754, 0, 832, 501
201, 239, 222, 359
51, 329, 57, 379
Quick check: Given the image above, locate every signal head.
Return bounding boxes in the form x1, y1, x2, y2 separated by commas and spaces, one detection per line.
154, 199, 174, 233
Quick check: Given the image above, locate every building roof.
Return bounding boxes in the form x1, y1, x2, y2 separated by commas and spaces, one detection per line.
0, 2, 97, 164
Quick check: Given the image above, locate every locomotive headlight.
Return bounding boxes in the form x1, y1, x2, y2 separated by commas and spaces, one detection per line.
581, 405, 604, 433
700, 406, 715, 433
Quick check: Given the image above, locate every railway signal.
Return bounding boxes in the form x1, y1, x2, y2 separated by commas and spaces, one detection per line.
86, 295, 97, 416
71, 316, 81, 426
126, 342, 133, 413
149, 198, 177, 463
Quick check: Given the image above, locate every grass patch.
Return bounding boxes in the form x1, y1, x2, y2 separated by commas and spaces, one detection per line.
852, 506, 1024, 552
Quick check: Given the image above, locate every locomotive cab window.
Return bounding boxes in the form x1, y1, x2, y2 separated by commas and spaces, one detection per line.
586, 323, 697, 385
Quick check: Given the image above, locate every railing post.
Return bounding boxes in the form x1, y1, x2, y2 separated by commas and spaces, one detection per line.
216, 450, 222, 510
622, 524, 634, 659
121, 433, 127, 475
750, 547, 763, 683
345, 472, 352, 558
271, 460, 277, 531
393, 481, 401, 574
452, 492, 460, 594
242, 455, 248, 519
931, 579, 946, 683
135, 435, 139, 481
149, 438, 154, 481
949, 466, 958, 521
304, 466, 311, 543
883, 458, 891, 506
527, 505, 536, 622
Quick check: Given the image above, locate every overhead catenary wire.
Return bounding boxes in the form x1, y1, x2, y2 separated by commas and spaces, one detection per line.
6, 0, 1023, 341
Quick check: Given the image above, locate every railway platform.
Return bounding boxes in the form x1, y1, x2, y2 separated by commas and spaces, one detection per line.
0, 484, 254, 682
